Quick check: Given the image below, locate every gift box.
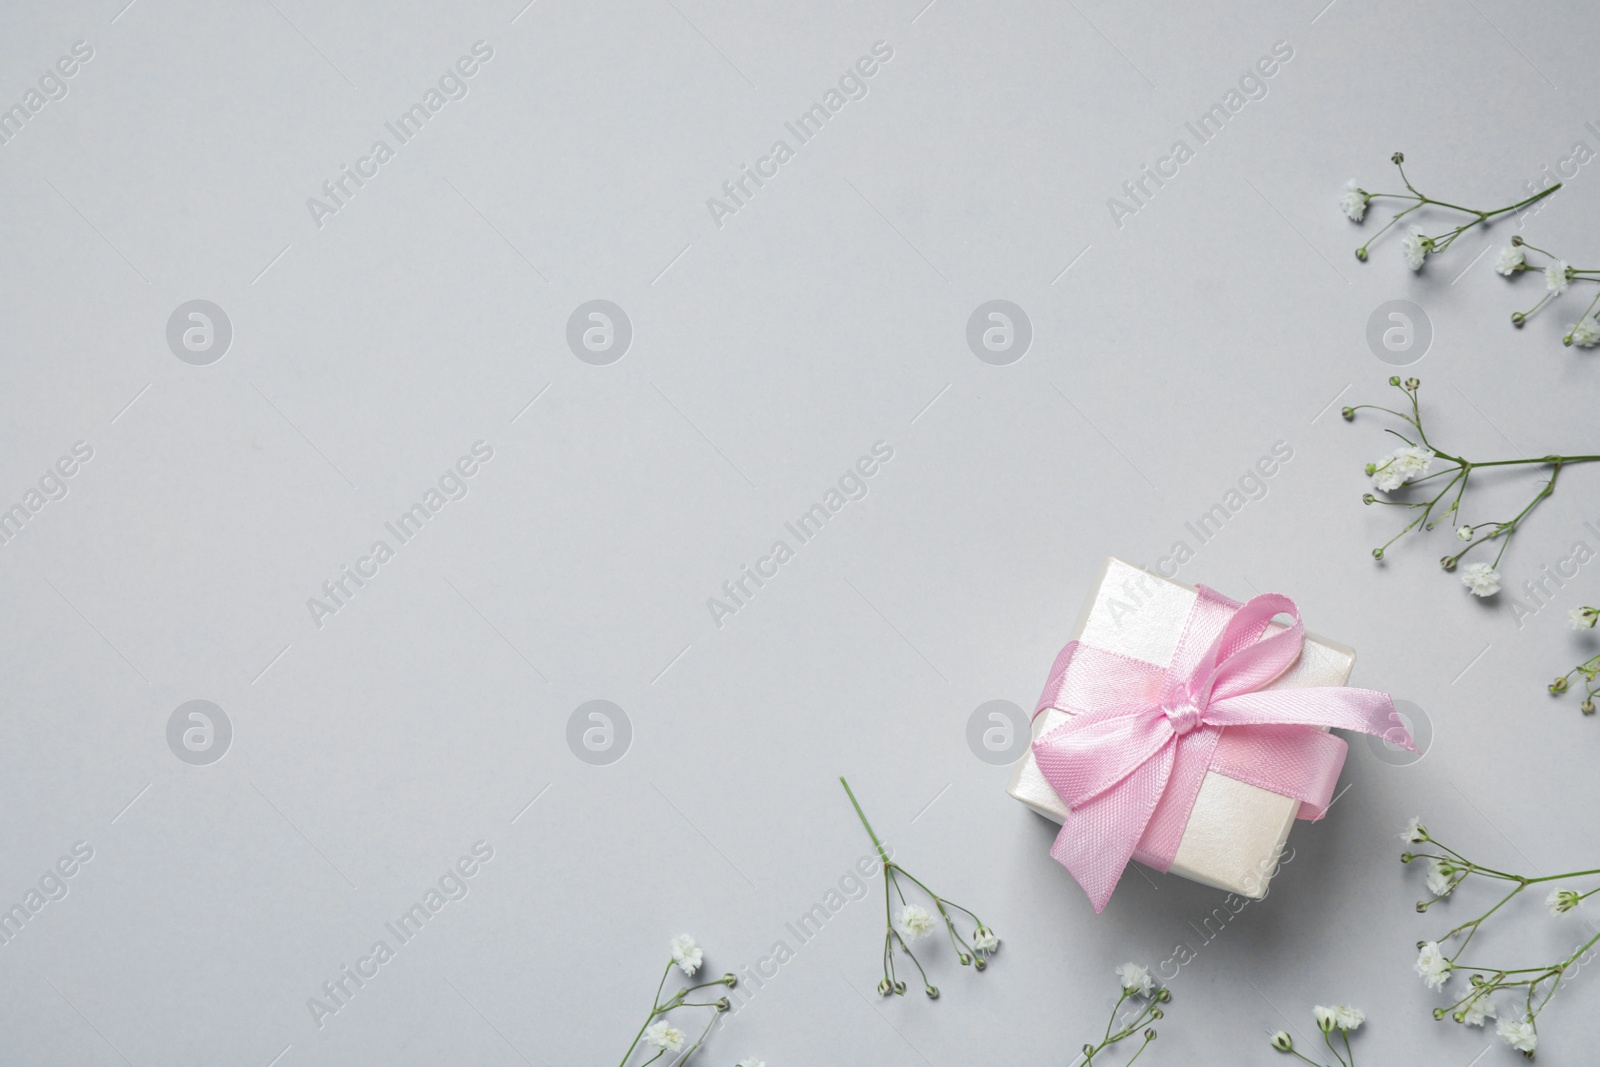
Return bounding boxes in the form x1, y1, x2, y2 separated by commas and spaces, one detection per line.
1008, 558, 1402, 909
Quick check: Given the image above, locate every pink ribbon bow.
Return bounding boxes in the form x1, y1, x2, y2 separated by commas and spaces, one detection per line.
1031, 584, 1414, 912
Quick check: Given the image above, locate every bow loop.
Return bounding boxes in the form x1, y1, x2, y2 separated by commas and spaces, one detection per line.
1031, 582, 1411, 912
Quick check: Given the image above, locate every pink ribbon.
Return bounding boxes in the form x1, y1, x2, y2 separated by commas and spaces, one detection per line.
1031, 584, 1414, 912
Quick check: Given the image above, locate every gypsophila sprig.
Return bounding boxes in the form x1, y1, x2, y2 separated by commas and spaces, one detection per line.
1268, 1003, 1366, 1067
1344, 377, 1600, 592
1495, 235, 1600, 348
1550, 607, 1600, 715
1400, 818, 1600, 1057
839, 777, 998, 1001
1076, 964, 1171, 1066
618, 936, 737, 1067
1344, 153, 1560, 268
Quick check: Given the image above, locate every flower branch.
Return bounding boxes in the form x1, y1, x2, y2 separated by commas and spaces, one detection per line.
1267, 1003, 1365, 1067
1342, 152, 1560, 269
840, 777, 998, 1000
1495, 236, 1600, 348
1402, 818, 1600, 1057
1344, 376, 1600, 597
618, 936, 738, 1067
1549, 605, 1600, 714
1075, 964, 1170, 1066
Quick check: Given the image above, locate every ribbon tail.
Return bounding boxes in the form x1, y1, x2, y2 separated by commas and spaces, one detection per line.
1050, 742, 1174, 913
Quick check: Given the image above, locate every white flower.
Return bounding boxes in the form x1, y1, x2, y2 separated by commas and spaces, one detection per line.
971, 926, 1000, 953
1546, 260, 1570, 294
897, 904, 936, 941
1401, 227, 1430, 271
1399, 817, 1427, 844
1416, 941, 1451, 990
1456, 525, 1473, 541
1341, 180, 1369, 222
1334, 1004, 1365, 1032
735, 1060, 766, 1067
1461, 562, 1501, 597
1462, 994, 1497, 1027
1115, 962, 1155, 997
1571, 606, 1599, 630
1371, 445, 1435, 492
1427, 859, 1457, 897
671, 934, 703, 976
1495, 245, 1525, 275
1497, 1017, 1538, 1053
644, 1021, 687, 1052
1547, 887, 1581, 915
1569, 316, 1600, 347
1313, 1005, 1338, 1032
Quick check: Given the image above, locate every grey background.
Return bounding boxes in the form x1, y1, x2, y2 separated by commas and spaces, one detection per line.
2, 0, 1598, 1064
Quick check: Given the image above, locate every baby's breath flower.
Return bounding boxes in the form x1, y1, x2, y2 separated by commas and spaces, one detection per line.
1313, 1005, 1337, 1032
1341, 180, 1370, 222
735, 1059, 766, 1067
1427, 859, 1458, 897
671, 934, 704, 977
1497, 1016, 1538, 1053
644, 1021, 687, 1052
1460, 561, 1501, 597
971, 926, 999, 954
1371, 445, 1435, 492
1116, 962, 1155, 997
1416, 941, 1451, 990
1496, 245, 1525, 275
1546, 260, 1571, 294
1402, 227, 1430, 271
1270, 1030, 1294, 1051
1456, 525, 1473, 540
1462, 995, 1497, 1027
1400, 817, 1428, 844
1570, 606, 1599, 630
1568, 317, 1600, 347
1334, 1005, 1366, 1032
897, 904, 935, 942
1546, 888, 1581, 915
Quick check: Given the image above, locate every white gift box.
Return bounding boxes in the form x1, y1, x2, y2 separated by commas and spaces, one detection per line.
1007, 558, 1356, 899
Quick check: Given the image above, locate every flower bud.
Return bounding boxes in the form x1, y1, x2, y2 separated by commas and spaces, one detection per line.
1392, 151, 1405, 164
1565, 334, 1575, 347
1440, 556, 1457, 572
1084, 1045, 1096, 1058
959, 954, 971, 966
1363, 493, 1376, 504
1355, 247, 1369, 262
1389, 375, 1402, 386
1417, 901, 1430, 912
1145, 1028, 1157, 1040
1342, 406, 1355, 420
893, 980, 906, 995
1151, 1008, 1163, 1019
974, 958, 987, 971
1583, 699, 1595, 715
925, 985, 939, 999
1512, 312, 1526, 327
1271, 1031, 1294, 1051
1551, 677, 1570, 693
878, 978, 891, 996
1433, 1007, 1447, 1020
1512, 235, 1524, 246
716, 997, 730, 1012
723, 973, 737, 987
1372, 547, 1385, 560
1157, 988, 1171, 1002
1401, 852, 1414, 862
